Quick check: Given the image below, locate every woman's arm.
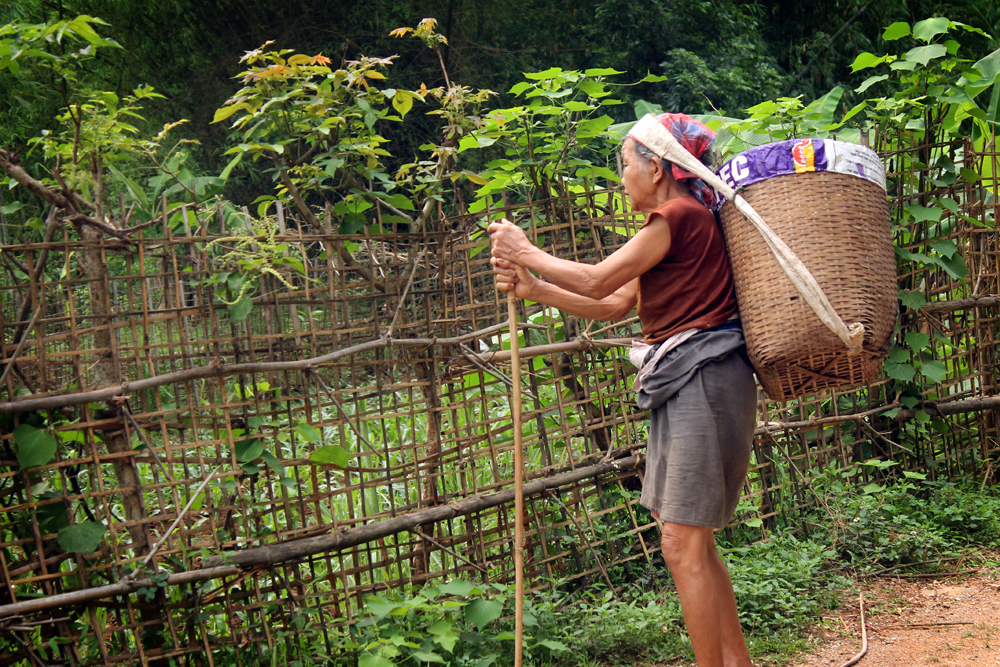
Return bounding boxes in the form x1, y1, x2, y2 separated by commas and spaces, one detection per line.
488, 216, 671, 300
493, 258, 638, 321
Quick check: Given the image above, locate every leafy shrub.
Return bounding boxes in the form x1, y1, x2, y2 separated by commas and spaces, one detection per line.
528, 586, 687, 665
726, 536, 844, 634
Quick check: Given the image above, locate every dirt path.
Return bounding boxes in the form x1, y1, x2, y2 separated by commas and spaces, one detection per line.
787, 569, 1000, 667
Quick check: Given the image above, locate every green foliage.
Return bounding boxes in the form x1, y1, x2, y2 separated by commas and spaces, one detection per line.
806, 463, 1000, 569
57, 520, 106, 553
0, 14, 119, 83
205, 214, 301, 306
338, 580, 524, 666
12, 423, 57, 469
527, 585, 686, 664
726, 537, 843, 633
217, 43, 401, 200
851, 19, 998, 141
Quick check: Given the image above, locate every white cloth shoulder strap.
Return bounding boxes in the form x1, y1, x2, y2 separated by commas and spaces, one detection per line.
628, 114, 865, 352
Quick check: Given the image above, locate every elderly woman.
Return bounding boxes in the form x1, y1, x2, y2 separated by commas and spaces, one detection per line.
489, 113, 756, 667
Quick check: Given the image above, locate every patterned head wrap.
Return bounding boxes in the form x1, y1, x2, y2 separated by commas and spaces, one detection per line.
628, 112, 719, 210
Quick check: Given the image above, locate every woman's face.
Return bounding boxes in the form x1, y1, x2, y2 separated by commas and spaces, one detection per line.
621, 139, 658, 212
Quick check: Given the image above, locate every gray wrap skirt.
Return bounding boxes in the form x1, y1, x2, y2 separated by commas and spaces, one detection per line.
636, 329, 757, 529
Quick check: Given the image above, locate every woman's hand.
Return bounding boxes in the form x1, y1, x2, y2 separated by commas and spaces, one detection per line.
488, 218, 534, 264
492, 257, 539, 300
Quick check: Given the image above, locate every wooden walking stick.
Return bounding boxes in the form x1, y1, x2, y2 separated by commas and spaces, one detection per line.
507, 291, 525, 667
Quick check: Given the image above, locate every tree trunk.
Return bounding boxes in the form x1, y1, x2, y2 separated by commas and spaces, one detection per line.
76, 223, 150, 556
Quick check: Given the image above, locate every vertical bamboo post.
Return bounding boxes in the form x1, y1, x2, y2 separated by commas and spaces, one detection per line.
507, 291, 524, 667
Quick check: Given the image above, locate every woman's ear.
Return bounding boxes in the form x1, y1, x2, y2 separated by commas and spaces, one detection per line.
651, 156, 665, 184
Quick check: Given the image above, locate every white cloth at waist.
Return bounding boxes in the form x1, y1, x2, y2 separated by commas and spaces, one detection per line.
629, 316, 739, 392
628, 328, 699, 392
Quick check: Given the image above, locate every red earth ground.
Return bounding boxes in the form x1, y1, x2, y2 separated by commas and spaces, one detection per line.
643, 561, 1000, 667
785, 568, 1000, 667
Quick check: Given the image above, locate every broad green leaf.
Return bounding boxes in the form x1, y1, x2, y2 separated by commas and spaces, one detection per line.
0, 200, 24, 215
901, 396, 920, 409
899, 290, 927, 310
633, 99, 663, 119
523, 67, 562, 80
920, 360, 948, 383
308, 445, 348, 467
906, 204, 942, 223
562, 100, 593, 112
259, 451, 284, 475
228, 295, 253, 322
234, 438, 264, 462
365, 597, 401, 619
508, 82, 532, 96
457, 135, 479, 153
428, 620, 453, 636
392, 90, 414, 117
577, 79, 609, 98
57, 521, 105, 553
861, 483, 884, 494
882, 22, 910, 41
219, 152, 243, 180
535, 640, 569, 652
640, 72, 667, 83
912, 17, 950, 43
850, 52, 887, 72
459, 171, 489, 185
294, 423, 323, 443
431, 628, 458, 652
937, 253, 967, 280
905, 332, 929, 350
987, 81, 1000, 127
410, 651, 444, 663
465, 599, 503, 628
358, 655, 393, 667
13, 424, 58, 469
904, 44, 948, 67
584, 67, 624, 77
887, 347, 910, 363
930, 239, 958, 259
803, 86, 844, 127
855, 75, 888, 94
936, 197, 960, 214
970, 47, 1000, 86
903, 470, 927, 480
213, 104, 246, 123
437, 579, 482, 597
883, 361, 916, 382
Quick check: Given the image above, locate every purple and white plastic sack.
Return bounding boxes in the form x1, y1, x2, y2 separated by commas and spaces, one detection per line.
716, 139, 886, 193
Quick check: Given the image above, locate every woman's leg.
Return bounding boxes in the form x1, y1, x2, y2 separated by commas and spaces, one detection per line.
660, 521, 752, 667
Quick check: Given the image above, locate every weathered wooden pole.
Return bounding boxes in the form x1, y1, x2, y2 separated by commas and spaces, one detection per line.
507, 292, 525, 667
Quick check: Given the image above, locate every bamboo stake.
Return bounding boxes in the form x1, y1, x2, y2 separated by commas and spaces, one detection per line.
507, 292, 525, 667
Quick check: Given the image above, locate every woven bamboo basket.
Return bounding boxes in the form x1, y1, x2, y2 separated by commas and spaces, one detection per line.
717, 140, 897, 401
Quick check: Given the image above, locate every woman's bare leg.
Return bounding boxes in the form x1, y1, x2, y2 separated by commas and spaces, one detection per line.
660, 522, 753, 667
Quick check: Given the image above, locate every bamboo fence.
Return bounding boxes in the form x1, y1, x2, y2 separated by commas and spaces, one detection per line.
0, 134, 997, 666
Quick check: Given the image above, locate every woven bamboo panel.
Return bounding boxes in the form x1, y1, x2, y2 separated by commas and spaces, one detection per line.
719, 171, 897, 400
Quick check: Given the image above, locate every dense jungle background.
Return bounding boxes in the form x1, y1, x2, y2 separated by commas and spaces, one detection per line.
2, 0, 998, 209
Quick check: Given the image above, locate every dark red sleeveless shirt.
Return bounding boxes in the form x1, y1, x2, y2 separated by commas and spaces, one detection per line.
637, 196, 738, 344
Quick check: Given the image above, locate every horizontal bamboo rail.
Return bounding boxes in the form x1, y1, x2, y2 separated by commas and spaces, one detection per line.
0, 454, 643, 618
201, 454, 643, 568
0, 321, 549, 415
